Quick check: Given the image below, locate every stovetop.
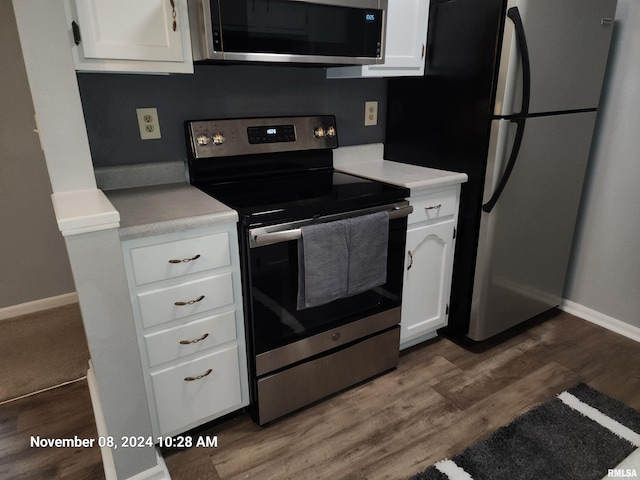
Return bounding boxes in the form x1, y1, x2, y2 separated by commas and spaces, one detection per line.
194, 169, 409, 227
186, 115, 409, 227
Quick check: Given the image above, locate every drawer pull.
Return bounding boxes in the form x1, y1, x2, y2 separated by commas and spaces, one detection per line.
179, 333, 209, 345
184, 368, 213, 382
174, 295, 205, 306
425, 204, 442, 211
168, 254, 201, 264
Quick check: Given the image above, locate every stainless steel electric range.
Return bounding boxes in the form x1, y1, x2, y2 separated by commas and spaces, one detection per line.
186, 115, 411, 425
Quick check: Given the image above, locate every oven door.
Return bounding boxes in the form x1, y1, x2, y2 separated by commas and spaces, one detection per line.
244, 203, 411, 377
200, 0, 386, 65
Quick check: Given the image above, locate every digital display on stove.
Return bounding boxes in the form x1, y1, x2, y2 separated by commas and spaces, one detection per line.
248, 125, 296, 144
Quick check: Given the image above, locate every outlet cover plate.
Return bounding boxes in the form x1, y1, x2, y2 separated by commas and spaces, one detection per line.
365, 101, 378, 126
136, 108, 161, 140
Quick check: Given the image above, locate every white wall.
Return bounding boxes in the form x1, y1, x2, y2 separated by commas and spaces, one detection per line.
564, 0, 640, 328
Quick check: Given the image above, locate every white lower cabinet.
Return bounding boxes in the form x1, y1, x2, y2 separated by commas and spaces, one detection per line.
400, 186, 460, 349
151, 344, 242, 436
144, 309, 237, 367
137, 272, 235, 328
122, 224, 248, 438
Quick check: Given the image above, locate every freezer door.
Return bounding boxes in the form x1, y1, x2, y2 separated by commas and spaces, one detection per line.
494, 0, 616, 116
469, 111, 597, 341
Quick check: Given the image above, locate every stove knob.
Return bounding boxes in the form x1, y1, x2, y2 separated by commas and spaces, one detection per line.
326, 126, 336, 137
314, 127, 325, 138
196, 133, 210, 146
212, 132, 225, 145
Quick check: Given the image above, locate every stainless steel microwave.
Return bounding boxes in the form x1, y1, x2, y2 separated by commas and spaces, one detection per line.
187, 0, 387, 65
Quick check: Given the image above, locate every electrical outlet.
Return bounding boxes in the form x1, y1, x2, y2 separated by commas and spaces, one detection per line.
136, 108, 161, 140
364, 101, 378, 126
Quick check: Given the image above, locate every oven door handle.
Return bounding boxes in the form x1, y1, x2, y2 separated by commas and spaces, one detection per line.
250, 204, 414, 248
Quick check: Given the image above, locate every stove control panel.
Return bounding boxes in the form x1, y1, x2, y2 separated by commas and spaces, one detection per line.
195, 132, 226, 146
187, 115, 338, 159
247, 125, 295, 144
313, 126, 336, 138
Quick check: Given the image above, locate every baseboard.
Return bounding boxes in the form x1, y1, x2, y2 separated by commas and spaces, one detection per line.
560, 299, 640, 343
0, 292, 78, 321
87, 362, 171, 480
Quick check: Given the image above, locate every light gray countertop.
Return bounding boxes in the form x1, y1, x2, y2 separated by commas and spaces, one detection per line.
334, 143, 468, 194
105, 182, 237, 240
103, 144, 466, 241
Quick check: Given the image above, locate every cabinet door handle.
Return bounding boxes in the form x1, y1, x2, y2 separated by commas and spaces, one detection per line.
174, 295, 205, 306
407, 250, 413, 270
425, 204, 442, 211
184, 368, 212, 382
71, 21, 81, 45
168, 254, 201, 264
179, 333, 209, 345
169, 0, 177, 32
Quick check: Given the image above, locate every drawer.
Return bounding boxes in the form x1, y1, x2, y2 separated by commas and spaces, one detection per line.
151, 344, 242, 436
137, 273, 234, 329
130, 232, 230, 286
144, 310, 237, 367
408, 189, 458, 225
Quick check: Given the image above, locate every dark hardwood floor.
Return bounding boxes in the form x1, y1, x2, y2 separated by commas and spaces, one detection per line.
2, 310, 639, 479
0, 380, 104, 480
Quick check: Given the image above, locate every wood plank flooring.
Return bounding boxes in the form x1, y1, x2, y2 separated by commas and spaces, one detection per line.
2, 310, 639, 479
0, 380, 104, 480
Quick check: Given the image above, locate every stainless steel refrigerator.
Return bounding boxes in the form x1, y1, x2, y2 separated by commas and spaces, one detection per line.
384, 0, 617, 342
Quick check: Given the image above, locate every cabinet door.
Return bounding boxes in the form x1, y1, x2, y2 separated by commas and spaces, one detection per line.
376, 0, 429, 73
400, 220, 454, 344
66, 0, 193, 73
327, 0, 429, 78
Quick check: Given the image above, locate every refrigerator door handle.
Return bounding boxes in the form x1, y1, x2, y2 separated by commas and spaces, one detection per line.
483, 117, 526, 213
503, 6, 531, 119
483, 6, 532, 214
500, 7, 531, 120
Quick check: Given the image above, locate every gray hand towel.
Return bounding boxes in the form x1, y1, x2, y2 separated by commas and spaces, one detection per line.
297, 221, 349, 309
344, 211, 389, 295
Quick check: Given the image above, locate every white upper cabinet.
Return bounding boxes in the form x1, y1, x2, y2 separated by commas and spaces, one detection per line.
64, 0, 194, 74
327, 0, 429, 79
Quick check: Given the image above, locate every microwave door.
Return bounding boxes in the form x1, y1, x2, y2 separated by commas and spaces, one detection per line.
214, 0, 385, 65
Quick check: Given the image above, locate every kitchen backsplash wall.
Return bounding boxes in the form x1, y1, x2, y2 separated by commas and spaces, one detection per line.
78, 65, 387, 168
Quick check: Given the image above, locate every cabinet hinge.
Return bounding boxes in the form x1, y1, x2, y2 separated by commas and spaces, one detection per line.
453, 227, 457, 239
71, 21, 81, 45
446, 304, 449, 315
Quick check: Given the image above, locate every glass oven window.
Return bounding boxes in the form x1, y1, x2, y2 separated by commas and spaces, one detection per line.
247, 217, 406, 355
217, 0, 383, 58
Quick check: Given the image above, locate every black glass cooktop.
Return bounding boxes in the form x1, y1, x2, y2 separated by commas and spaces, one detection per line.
194, 169, 409, 227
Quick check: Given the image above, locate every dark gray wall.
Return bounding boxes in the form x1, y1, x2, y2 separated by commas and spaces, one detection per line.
78, 65, 387, 168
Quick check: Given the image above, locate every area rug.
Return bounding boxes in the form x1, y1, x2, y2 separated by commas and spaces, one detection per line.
0, 303, 90, 403
411, 384, 640, 480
